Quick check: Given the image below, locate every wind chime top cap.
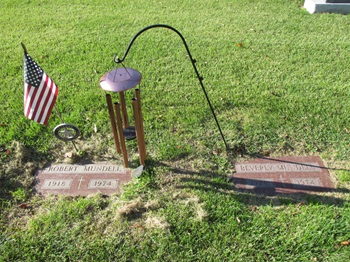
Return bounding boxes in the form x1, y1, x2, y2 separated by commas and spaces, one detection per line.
99, 67, 141, 92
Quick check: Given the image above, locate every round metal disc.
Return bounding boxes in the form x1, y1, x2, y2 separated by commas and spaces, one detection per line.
53, 123, 80, 141
124, 126, 136, 140
100, 68, 141, 92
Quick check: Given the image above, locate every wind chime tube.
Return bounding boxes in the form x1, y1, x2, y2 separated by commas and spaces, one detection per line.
106, 94, 122, 154
119, 91, 129, 128
132, 98, 146, 165
114, 102, 129, 168
134, 89, 146, 160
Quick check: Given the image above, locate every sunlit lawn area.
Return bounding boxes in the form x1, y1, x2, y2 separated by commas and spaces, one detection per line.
1, 0, 350, 260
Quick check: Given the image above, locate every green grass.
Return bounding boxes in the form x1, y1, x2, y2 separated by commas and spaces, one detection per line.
1, 0, 350, 261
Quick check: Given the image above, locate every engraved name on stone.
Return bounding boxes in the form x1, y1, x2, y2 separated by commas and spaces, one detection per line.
290, 178, 322, 188
41, 179, 73, 189
43, 164, 125, 174
244, 178, 275, 189
88, 179, 119, 189
236, 163, 321, 173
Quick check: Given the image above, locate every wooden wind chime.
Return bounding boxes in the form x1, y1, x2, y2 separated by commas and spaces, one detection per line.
100, 67, 146, 168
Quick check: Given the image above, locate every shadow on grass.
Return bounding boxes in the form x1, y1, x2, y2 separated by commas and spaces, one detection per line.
0, 144, 48, 204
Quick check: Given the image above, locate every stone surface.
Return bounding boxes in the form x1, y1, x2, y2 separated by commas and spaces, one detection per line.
304, 0, 350, 14
35, 163, 132, 196
326, 1, 350, 3
230, 156, 335, 195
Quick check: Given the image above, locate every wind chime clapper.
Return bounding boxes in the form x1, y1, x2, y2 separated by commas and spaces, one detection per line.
100, 67, 146, 167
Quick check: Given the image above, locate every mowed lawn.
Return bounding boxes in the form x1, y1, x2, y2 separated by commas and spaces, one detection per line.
1, 0, 350, 261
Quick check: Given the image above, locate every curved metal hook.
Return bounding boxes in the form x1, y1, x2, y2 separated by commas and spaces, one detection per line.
114, 24, 229, 150
114, 24, 193, 64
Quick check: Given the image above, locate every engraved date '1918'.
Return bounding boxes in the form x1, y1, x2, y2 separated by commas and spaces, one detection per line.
41, 179, 72, 189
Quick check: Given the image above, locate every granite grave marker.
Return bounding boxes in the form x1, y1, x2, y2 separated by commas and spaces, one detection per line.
35, 163, 132, 196
230, 156, 335, 195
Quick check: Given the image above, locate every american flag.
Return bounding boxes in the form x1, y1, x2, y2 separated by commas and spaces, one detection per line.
23, 52, 58, 125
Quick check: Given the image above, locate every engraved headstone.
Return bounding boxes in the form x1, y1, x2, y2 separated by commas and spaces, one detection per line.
326, 1, 350, 3
35, 163, 132, 196
230, 156, 335, 195
304, 0, 350, 14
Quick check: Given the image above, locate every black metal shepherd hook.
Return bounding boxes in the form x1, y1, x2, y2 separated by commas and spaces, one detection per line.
115, 24, 229, 150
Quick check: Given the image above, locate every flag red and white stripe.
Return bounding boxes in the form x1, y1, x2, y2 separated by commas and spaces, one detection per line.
23, 53, 58, 125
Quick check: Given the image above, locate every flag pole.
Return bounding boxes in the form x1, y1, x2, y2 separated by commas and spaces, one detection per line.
21, 42, 28, 54
53, 104, 65, 124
